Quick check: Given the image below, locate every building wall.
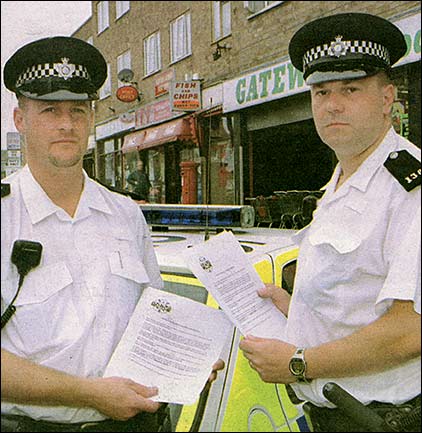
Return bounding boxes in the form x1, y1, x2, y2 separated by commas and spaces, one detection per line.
71, 1, 420, 205
72, 1, 420, 126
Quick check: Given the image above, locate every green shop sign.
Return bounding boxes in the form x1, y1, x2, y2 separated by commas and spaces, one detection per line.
223, 59, 307, 113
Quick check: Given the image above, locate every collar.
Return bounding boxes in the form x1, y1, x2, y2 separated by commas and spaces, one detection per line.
344, 127, 400, 193
324, 127, 400, 195
20, 166, 112, 224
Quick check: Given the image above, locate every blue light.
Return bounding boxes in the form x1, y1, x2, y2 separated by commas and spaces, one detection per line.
139, 204, 255, 228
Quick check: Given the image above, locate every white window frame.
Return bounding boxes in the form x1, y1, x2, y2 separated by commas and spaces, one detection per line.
144, 32, 161, 77
116, 0, 130, 20
213, 1, 231, 41
97, 1, 109, 34
117, 50, 132, 87
99, 63, 112, 99
170, 12, 192, 63
244, 1, 283, 15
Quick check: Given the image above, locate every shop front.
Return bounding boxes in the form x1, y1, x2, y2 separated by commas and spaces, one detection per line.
95, 113, 136, 190
195, 105, 237, 206
122, 115, 199, 204
222, 9, 421, 203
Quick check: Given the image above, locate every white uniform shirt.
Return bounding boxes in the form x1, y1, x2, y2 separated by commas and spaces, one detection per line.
285, 128, 421, 406
1, 166, 164, 422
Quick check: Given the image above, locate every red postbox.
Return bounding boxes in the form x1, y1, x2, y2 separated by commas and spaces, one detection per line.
180, 161, 199, 204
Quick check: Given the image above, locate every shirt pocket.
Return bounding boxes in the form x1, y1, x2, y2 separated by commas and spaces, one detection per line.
106, 252, 151, 322
308, 223, 362, 254
108, 251, 151, 284
9, 262, 81, 358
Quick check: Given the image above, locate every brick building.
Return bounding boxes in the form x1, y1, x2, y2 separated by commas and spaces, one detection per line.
72, 1, 421, 204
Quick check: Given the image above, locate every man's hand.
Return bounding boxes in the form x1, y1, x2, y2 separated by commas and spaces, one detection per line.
85, 376, 161, 421
207, 358, 225, 384
258, 284, 291, 316
240, 336, 296, 383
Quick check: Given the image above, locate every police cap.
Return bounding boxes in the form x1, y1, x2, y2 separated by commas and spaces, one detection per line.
289, 13, 407, 85
3, 36, 107, 101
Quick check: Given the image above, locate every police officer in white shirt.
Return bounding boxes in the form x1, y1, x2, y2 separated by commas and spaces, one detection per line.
1, 36, 224, 432
240, 12, 421, 432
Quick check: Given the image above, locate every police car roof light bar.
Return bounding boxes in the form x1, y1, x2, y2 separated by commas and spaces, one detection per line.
139, 204, 255, 229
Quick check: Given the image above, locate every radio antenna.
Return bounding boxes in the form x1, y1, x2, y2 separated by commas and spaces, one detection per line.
204, 98, 212, 241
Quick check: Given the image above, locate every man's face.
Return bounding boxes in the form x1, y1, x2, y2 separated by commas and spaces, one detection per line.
310, 75, 394, 159
14, 98, 93, 170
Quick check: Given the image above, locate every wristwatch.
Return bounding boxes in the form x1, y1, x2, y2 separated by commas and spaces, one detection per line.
289, 348, 311, 383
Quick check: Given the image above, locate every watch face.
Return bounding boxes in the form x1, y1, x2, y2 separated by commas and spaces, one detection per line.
290, 358, 306, 375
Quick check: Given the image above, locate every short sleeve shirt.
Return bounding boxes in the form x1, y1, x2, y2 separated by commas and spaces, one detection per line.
1, 166, 164, 422
285, 128, 421, 406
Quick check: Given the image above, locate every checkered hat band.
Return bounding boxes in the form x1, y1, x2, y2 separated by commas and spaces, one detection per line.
303, 40, 390, 68
15, 63, 89, 87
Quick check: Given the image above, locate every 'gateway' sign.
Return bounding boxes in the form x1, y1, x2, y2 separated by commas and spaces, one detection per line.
223, 60, 306, 113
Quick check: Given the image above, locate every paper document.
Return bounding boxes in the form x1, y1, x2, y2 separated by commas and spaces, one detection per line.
104, 286, 232, 405
184, 230, 287, 339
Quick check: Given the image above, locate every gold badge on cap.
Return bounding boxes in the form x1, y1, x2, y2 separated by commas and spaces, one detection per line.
328, 35, 348, 58
54, 58, 75, 80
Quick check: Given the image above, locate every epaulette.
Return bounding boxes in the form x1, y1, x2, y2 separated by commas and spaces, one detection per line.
1, 183, 11, 198
384, 150, 421, 192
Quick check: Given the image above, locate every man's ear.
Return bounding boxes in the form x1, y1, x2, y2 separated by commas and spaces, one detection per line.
13, 107, 25, 133
383, 83, 395, 116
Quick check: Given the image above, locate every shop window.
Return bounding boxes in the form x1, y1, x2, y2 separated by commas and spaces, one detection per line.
123, 151, 139, 191
208, 116, 235, 205
123, 149, 165, 203
98, 139, 122, 188
83, 151, 96, 179
391, 62, 421, 148
148, 149, 166, 203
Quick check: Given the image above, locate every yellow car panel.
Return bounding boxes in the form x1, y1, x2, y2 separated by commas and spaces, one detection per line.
151, 227, 310, 432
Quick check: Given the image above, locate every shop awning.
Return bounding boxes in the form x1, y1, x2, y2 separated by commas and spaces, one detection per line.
121, 116, 198, 153
140, 116, 197, 150
122, 130, 146, 154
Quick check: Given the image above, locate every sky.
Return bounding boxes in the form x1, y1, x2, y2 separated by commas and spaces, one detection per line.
1, 1, 93, 149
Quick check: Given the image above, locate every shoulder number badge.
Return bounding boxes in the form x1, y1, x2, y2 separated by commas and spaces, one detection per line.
384, 150, 421, 192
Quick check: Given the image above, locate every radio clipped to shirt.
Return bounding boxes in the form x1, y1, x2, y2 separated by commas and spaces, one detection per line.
1, 240, 43, 329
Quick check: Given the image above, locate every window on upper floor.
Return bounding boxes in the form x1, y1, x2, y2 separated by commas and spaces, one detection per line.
116, 0, 130, 20
99, 63, 112, 99
144, 32, 161, 77
213, 1, 231, 41
117, 50, 132, 87
97, 1, 109, 34
170, 12, 192, 63
244, 1, 283, 14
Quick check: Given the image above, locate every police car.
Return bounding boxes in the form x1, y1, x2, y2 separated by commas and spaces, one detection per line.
140, 203, 311, 432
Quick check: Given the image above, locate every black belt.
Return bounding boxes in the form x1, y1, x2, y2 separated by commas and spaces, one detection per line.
0, 405, 171, 432
303, 394, 421, 433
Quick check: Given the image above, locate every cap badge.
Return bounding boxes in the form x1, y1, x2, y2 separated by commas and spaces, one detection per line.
328, 35, 348, 58
54, 58, 75, 80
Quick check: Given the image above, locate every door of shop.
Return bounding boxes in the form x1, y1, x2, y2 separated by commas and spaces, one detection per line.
249, 119, 335, 197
